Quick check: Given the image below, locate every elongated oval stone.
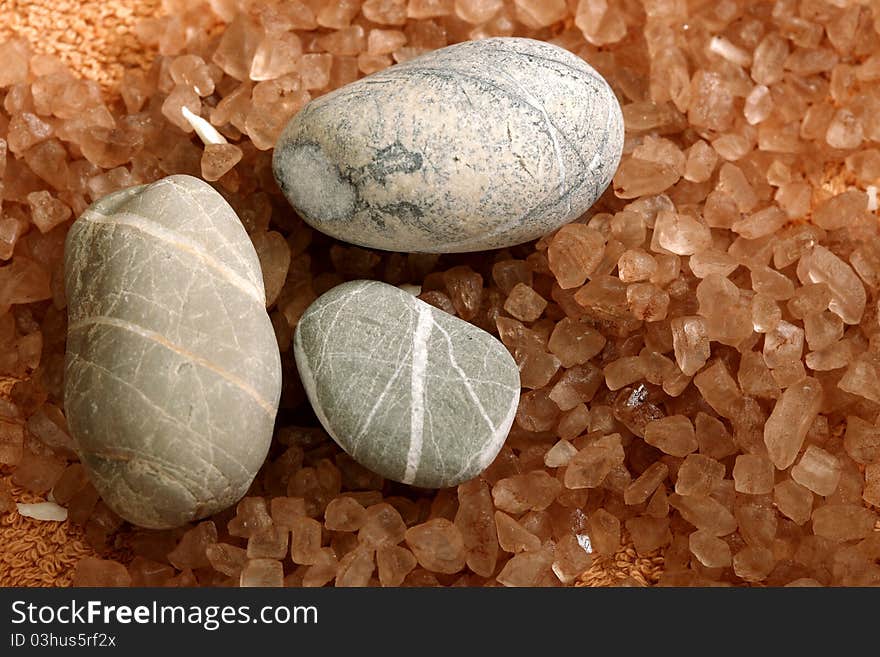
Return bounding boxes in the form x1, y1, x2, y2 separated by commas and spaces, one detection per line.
294, 280, 520, 488
273, 37, 623, 253
64, 175, 282, 529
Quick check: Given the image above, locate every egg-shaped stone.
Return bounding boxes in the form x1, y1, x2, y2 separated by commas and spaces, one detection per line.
273, 37, 623, 253
64, 175, 281, 529
294, 280, 520, 488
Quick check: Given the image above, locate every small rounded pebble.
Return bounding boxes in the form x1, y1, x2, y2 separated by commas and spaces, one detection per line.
294, 280, 520, 488
64, 175, 282, 529
273, 37, 623, 253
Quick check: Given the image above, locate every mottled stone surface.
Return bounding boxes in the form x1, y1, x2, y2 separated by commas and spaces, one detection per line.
294, 280, 520, 488
64, 175, 282, 529
273, 37, 624, 253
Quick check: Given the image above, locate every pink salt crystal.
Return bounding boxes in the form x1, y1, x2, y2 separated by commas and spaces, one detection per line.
773, 479, 813, 525
290, 516, 322, 565
825, 109, 863, 149
128, 557, 174, 586
228, 497, 272, 538
733, 546, 775, 582
812, 191, 866, 231
72, 557, 131, 587
515, 389, 559, 432
744, 85, 773, 125
247, 525, 290, 560
513, 0, 565, 28
695, 413, 737, 460
454, 0, 502, 23
240, 558, 283, 587
718, 163, 758, 212
302, 548, 338, 587
454, 479, 498, 577
51, 463, 88, 505
689, 530, 732, 568
587, 508, 620, 556
368, 29, 407, 54
688, 70, 735, 131
626, 516, 671, 555
494, 511, 541, 553
564, 434, 625, 489
556, 405, 590, 441
26, 191, 71, 234
669, 493, 737, 536
443, 265, 482, 320
0, 480, 14, 514
812, 505, 877, 542
762, 320, 804, 370
764, 377, 822, 470
547, 318, 605, 368
7, 112, 53, 154
362, 0, 408, 24
408, 0, 453, 18
12, 450, 65, 493
738, 350, 779, 400
335, 547, 375, 587
404, 519, 466, 574
644, 416, 697, 457
358, 503, 407, 548
791, 446, 841, 497
552, 534, 592, 585
299, 53, 333, 90
688, 250, 738, 279
270, 497, 306, 530
200, 143, 242, 182
604, 356, 645, 391
864, 465, 880, 508
168, 521, 218, 570
79, 126, 144, 169
624, 462, 669, 505
843, 417, 880, 465
493, 471, 562, 513
675, 454, 725, 497
162, 85, 201, 133
376, 545, 417, 586
838, 357, 880, 404
548, 364, 603, 411
683, 140, 718, 183
212, 14, 262, 81
649, 254, 680, 290
732, 454, 774, 495
206, 543, 248, 578
169, 55, 215, 97
547, 224, 605, 289
799, 246, 865, 325
496, 549, 553, 587
618, 249, 657, 283
651, 210, 711, 256
251, 230, 290, 307
504, 283, 546, 322
803, 311, 843, 352
751, 266, 794, 301
317, 25, 366, 57
324, 496, 366, 532
515, 346, 561, 390
696, 275, 752, 346
670, 317, 710, 377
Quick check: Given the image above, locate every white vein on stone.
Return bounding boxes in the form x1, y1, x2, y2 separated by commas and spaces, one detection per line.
403, 302, 433, 484
82, 209, 264, 306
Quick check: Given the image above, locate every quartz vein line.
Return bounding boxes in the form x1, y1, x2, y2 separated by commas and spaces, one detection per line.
404, 303, 433, 484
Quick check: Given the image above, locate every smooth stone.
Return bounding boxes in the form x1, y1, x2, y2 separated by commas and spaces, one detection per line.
64, 175, 282, 529
273, 37, 623, 253
294, 280, 520, 488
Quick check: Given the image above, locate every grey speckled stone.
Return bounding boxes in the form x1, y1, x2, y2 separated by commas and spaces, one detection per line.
64, 175, 281, 529
294, 280, 520, 488
273, 37, 623, 253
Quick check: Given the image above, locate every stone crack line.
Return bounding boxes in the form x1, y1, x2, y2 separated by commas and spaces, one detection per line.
403, 303, 433, 485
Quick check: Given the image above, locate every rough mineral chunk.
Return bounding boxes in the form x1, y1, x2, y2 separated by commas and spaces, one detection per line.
273, 37, 623, 252
64, 175, 282, 529
294, 280, 519, 488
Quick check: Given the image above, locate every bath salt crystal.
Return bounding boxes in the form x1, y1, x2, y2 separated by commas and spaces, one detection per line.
495, 511, 541, 553
247, 525, 289, 560
669, 493, 737, 536
228, 497, 272, 538
695, 412, 737, 460
688, 250, 738, 279
270, 497, 307, 530
301, 548, 338, 587
718, 163, 758, 212
358, 503, 407, 548
730, 457, 774, 500
454, 479, 498, 577
773, 479, 813, 525
169, 55, 215, 97
812, 190, 866, 231
838, 357, 880, 404
744, 85, 772, 124
670, 316, 710, 376
26, 191, 71, 234
733, 545, 775, 582
624, 461, 668, 505
496, 549, 554, 587
375, 545, 416, 586
626, 283, 669, 321
168, 521, 218, 570
405, 519, 466, 574
324, 496, 367, 532
864, 465, 880, 507
493, 471, 562, 513
791, 446, 841, 496
240, 558, 284, 587
552, 534, 592, 584
762, 320, 804, 369
504, 283, 546, 322
644, 415, 698, 457
549, 364, 604, 410
675, 454, 725, 497
626, 516, 671, 555
689, 530, 732, 568
738, 350, 779, 400
290, 516, 323, 564
804, 311, 843, 351
71, 557, 132, 587
201, 143, 242, 181
544, 439, 578, 467
811, 505, 876, 541
547, 224, 605, 289
652, 209, 711, 255
764, 377, 823, 470
799, 246, 866, 325
843, 416, 880, 464
564, 434, 625, 489
206, 543, 248, 577
547, 318, 606, 368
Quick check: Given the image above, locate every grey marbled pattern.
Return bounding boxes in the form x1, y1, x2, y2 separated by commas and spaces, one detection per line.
64, 175, 281, 529
273, 37, 624, 253
294, 280, 520, 488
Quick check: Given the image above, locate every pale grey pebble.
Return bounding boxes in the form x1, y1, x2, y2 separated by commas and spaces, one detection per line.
64, 174, 282, 529
273, 36, 624, 253
294, 280, 520, 489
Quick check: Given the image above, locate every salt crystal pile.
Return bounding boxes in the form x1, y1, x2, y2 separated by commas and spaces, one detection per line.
3, 0, 880, 590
